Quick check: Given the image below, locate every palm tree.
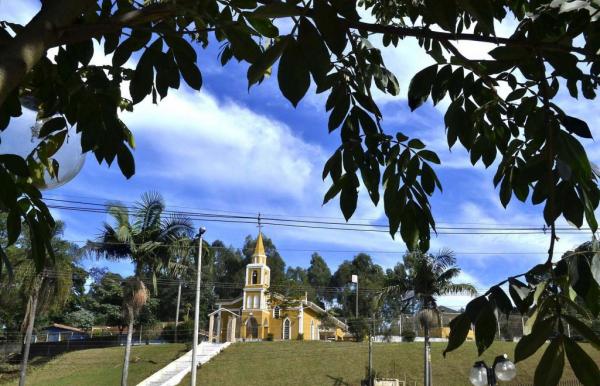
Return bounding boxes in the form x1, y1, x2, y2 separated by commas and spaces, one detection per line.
88, 192, 193, 386
379, 249, 477, 386
120, 277, 148, 386
16, 221, 77, 386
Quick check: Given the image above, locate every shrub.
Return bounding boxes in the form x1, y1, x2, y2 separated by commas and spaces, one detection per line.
161, 319, 195, 343
296, 333, 304, 340
348, 317, 369, 342
266, 333, 274, 341
401, 329, 416, 342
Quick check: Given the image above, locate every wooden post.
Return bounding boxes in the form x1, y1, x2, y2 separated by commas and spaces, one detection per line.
208, 314, 215, 343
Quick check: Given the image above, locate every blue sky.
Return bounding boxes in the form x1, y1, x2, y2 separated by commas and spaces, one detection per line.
2, 1, 599, 307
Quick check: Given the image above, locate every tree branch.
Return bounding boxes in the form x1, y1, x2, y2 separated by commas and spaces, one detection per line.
343, 19, 595, 58
0, 0, 95, 106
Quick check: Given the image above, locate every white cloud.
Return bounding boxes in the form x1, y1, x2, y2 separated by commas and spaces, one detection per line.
123, 90, 325, 200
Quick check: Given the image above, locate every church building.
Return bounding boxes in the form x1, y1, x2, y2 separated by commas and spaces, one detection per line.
207, 232, 347, 342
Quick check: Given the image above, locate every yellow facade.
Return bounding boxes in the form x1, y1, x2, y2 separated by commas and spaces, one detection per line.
208, 233, 347, 342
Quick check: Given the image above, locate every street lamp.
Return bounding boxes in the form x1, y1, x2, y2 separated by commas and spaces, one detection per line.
351, 274, 358, 317
190, 226, 206, 386
469, 354, 517, 386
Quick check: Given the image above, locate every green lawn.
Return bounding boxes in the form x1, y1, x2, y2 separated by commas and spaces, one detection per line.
0, 343, 187, 386
178, 341, 598, 386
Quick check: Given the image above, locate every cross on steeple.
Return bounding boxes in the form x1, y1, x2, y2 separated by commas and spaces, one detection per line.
257, 213, 263, 233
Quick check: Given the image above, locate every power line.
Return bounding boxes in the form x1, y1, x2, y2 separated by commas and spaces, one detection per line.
45, 198, 596, 235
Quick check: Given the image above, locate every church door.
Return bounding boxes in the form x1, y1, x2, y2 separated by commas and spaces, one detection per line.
283, 318, 291, 340
246, 317, 258, 340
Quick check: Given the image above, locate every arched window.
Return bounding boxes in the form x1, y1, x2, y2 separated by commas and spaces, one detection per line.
246, 295, 251, 309
273, 306, 280, 319
283, 318, 291, 340
253, 295, 259, 309
252, 271, 258, 284
310, 320, 315, 340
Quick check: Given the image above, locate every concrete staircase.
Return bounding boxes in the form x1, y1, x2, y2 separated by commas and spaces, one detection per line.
137, 342, 231, 386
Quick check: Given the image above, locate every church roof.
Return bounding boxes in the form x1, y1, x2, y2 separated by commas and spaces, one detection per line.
254, 232, 266, 257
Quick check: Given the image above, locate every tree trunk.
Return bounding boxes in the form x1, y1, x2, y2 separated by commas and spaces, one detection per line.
174, 280, 181, 343
423, 325, 431, 386
19, 285, 39, 386
0, 0, 94, 106
121, 306, 134, 386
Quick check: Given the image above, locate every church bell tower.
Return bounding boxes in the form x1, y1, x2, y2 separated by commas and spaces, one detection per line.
242, 232, 270, 310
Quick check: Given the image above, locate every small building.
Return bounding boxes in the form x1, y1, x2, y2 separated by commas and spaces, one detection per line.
208, 232, 347, 342
39, 323, 89, 342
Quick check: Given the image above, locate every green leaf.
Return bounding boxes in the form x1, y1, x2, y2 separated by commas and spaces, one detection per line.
246, 16, 279, 38
457, 0, 495, 34
499, 175, 512, 207
408, 139, 426, 149
506, 88, 527, 102
277, 38, 310, 107
489, 46, 532, 62
534, 338, 564, 386
0, 154, 29, 177
569, 254, 593, 299
443, 313, 470, 356
592, 253, 600, 287
340, 174, 358, 220
408, 65, 437, 111
557, 130, 592, 180
247, 39, 287, 86
563, 314, 600, 350
117, 145, 135, 179
425, 0, 457, 32
509, 278, 533, 314
560, 115, 593, 139
474, 299, 496, 355
130, 47, 155, 104
489, 286, 513, 316
38, 117, 67, 138
313, 0, 347, 56
6, 208, 21, 246
564, 337, 600, 386
298, 17, 331, 84
179, 60, 202, 90
515, 316, 555, 363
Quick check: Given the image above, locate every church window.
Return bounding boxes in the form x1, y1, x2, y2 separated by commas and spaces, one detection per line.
253, 295, 259, 309
283, 318, 291, 340
246, 295, 251, 309
310, 320, 315, 340
252, 271, 258, 284
273, 306, 280, 319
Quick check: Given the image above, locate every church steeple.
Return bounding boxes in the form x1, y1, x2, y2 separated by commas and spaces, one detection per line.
243, 229, 270, 311
252, 232, 267, 264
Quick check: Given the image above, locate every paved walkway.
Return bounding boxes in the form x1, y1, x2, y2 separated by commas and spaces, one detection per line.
136, 342, 231, 386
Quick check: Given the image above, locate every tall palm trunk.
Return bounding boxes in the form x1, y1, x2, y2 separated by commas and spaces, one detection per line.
18, 283, 40, 386
174, 280, 181, 343
121, 306, 134, 386
423, 325, 431, 386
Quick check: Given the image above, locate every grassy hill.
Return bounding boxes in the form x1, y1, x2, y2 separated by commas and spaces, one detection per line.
2, 341, 597, 385
0, 343, 187, 386
179, 341, 598, 386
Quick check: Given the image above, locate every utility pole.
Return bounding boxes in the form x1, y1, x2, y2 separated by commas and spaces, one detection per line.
190, 227, 206, 386
174, 279, 182, 343
368, 315, 374, 386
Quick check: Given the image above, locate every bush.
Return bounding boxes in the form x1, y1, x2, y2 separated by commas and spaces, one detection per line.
401, 329, 416, 342
266, 333, 274, 341
348, 318, 369, 342
161, 319, 195, 343
296, 333, 304, 340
